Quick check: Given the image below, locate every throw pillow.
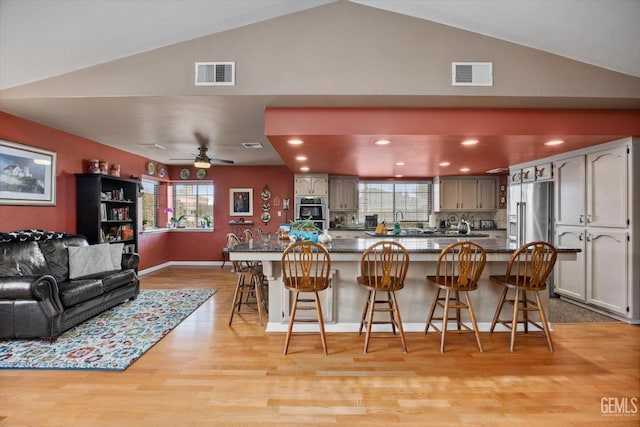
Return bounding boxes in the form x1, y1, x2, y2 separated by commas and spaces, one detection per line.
109, 243, 124, 270
68, 243, 114, 279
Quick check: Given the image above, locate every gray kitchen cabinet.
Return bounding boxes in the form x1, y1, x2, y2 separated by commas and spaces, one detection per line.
329, 176, 359, 210
433, 177, 497, 211
294, 174, 328, 196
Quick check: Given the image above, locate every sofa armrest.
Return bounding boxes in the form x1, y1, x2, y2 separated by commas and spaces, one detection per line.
0, 275, 63, 312
121, 253, 140, 271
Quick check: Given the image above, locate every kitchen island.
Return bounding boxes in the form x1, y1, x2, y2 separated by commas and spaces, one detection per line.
229, 236, 579, 333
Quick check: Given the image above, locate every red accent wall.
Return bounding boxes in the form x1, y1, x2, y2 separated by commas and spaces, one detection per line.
0, 112, 294, 271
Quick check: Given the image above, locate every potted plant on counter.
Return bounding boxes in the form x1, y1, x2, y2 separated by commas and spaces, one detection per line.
289, 218, 319, 242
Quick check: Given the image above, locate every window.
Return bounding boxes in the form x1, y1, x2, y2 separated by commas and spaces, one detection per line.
358, 181, 432, 223
141, 179, 159, 229
172, 183, 214, 228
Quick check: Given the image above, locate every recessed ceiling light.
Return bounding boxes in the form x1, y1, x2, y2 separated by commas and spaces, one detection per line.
459, 167, 471, 172
545, 139, 565, 146
439, 161, 451, 167
461, 139, 479, 146
395, 174, 404, 178
375, 139, 391, 145
395, 161, 405, 166
295, 155, 307, 161
300, 166, 310, 172
288, 139, 304, 145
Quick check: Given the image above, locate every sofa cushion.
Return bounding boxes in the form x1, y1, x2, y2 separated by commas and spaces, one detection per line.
109, 243, 124, 269
68, 243, 113, 279
57, 279, 104, 308
38, 239, 70, 283
0, 241, 50, 276
100, 269, 137, 292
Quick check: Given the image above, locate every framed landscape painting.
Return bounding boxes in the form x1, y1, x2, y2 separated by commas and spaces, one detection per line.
230, 188, 252, 216
0, 140, 57, 206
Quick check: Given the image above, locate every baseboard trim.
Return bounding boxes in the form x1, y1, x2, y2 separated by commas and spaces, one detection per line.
139, 261, 224, 276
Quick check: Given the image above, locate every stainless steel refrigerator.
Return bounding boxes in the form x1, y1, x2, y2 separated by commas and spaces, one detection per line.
508, 180, 553, 246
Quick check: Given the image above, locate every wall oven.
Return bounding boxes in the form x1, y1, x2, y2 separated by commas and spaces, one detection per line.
296, 197, 327, 230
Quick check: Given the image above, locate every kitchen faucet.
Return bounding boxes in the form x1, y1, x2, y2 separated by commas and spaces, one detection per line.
394, 210, 404, 223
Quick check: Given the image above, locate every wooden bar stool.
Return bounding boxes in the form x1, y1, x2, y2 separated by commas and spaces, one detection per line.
425, 241, 486, 352
357, 241, 410, 353
489, 241, 558, 352
281, 241, 331, 355
228, 234, 268, 326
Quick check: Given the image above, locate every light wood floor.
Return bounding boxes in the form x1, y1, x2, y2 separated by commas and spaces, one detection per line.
1, 266, 639, 426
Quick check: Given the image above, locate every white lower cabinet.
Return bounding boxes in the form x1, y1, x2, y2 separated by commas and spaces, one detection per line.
556, 223, 629, 316
554, 227, 586, 301
587, 229, 629, 315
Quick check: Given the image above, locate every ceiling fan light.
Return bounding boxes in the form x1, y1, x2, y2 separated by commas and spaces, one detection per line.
194, 160, 211, 168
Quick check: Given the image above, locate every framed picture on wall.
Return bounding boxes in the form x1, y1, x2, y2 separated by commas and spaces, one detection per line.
0, 140, 57, 206
230, 188, 253, 216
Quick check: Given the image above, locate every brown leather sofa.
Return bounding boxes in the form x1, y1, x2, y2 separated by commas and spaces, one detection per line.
0, 230, 139, 341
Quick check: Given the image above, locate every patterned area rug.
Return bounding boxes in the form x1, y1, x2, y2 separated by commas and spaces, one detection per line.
0, 289, 216, 371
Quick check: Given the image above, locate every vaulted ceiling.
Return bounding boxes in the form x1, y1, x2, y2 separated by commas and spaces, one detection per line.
1, 0, 639, 178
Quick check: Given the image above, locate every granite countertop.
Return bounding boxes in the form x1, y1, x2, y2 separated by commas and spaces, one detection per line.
229, 234, 579, 254
363, 230, 490, 238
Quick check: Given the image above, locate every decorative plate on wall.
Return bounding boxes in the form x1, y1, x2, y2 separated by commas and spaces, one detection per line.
180, 168, 190, 179
196, 168, 207, 179
158, 165, 166, 178
146, 162, 155, 175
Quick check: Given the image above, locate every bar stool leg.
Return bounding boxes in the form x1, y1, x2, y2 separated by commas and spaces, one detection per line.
441, 288, 451, 353
314, 291, 328, 355
425, 288, 441, 334
253, 273, 265, 326
510, 288, 521, 352
490, 287, 509, 333
363, 290, 377, 353
387, 291, 397, 335
284, 291, 300, 355
359, 291, 372, 335
535, 291, 554, 352
228, 274, 244, 326
465, 291, 483, 353
390, 291, 408, 353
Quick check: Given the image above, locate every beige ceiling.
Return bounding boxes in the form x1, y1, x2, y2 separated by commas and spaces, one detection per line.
1, 0, 639, 177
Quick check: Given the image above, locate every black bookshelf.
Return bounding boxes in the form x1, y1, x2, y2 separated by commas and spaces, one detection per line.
75, 174, 140, 254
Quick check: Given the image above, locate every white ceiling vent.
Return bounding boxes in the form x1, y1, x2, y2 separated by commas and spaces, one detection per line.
195, 62, 235, 86
242, 142, 263, 149
452, 62, 493, 86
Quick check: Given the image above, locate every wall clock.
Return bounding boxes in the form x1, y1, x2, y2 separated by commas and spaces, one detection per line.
180, 168, 191, 179
146, 162, 155, 175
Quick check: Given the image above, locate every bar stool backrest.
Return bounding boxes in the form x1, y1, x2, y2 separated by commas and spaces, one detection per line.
281, 241, 331, 292
359, 241, 410, 291
435, 241, 486, 291
506, 241, 558, 291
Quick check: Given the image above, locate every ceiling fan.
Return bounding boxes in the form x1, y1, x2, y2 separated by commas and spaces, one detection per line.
171, 132, 234, 168
192, 146, 234, 168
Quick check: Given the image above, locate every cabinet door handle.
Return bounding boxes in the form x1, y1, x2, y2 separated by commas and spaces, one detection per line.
586, 234, 592, 242
579, 214, 584, 223
578, 233, 583, 241
587, 214, 592, 223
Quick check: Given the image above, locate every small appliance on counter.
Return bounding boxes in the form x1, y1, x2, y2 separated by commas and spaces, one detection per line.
479, 220, 495, 230
364, 214, 378, 230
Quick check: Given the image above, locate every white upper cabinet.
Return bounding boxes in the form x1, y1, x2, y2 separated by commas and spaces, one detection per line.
329, 176, 359, 210
294, 174, 328, 196
555, 145, 628, 228
555, 155, 586, 226
586, 145, 628, 228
